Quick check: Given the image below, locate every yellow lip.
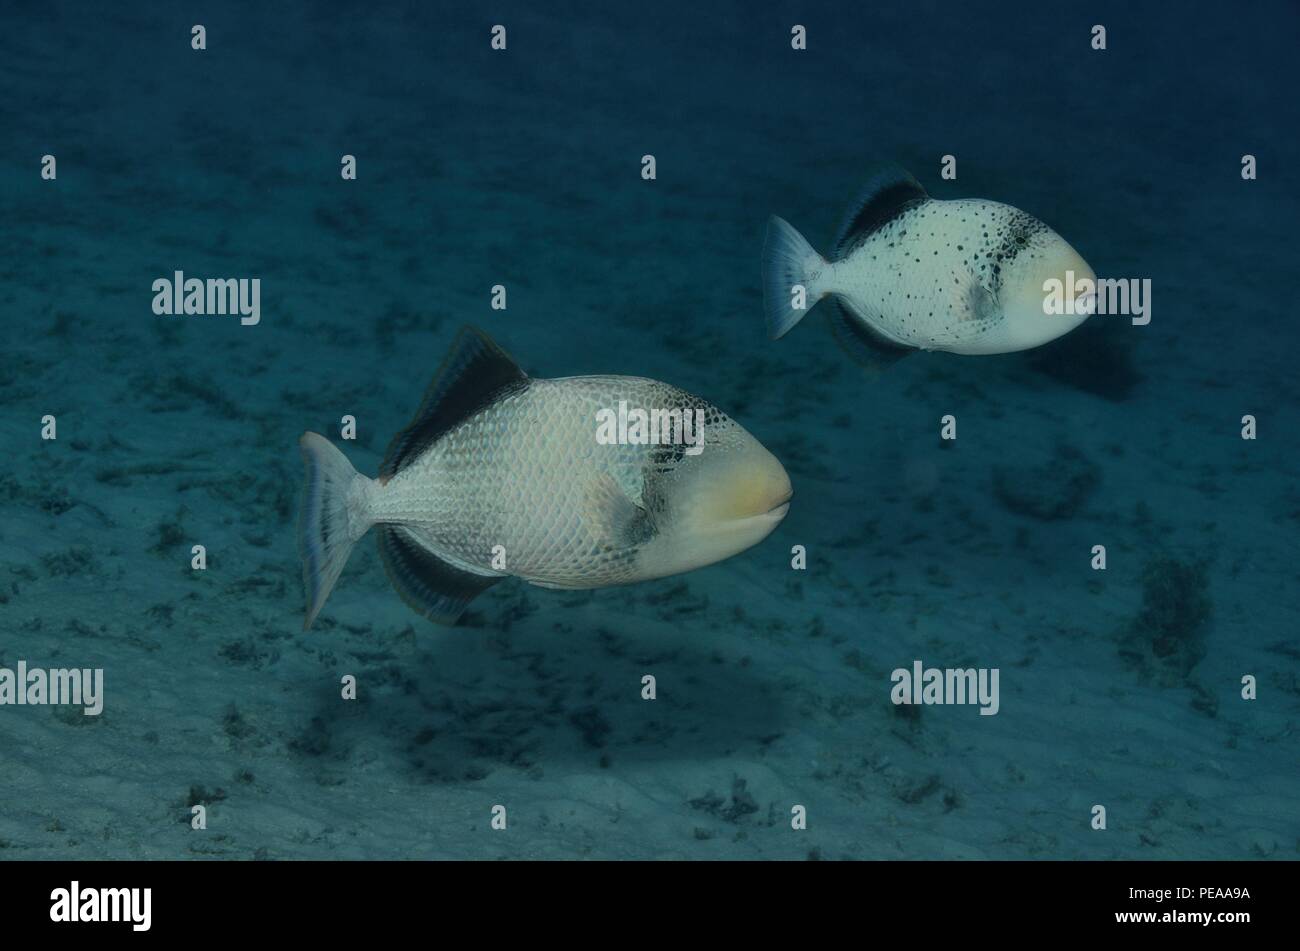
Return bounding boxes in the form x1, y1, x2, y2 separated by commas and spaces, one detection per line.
718, 468, 793, 521
768, 485, 793, 513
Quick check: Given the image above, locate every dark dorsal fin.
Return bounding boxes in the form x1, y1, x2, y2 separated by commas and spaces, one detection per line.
831, 166, 930, 260
376, 525, 501, 624
380, 326, 528, 482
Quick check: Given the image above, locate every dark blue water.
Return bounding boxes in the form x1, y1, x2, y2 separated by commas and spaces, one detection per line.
1, 0, 1296, 859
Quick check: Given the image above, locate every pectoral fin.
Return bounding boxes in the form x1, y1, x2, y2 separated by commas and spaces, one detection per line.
583, 472, 654, 548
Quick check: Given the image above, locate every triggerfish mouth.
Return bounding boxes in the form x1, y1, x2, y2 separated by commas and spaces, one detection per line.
297, 326, 792, 628
763, 166, 1096, 367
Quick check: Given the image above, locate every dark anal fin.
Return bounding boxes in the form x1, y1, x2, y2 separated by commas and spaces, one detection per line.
831, 166, 930, 260
826, 298, 912, 375
376, 526, 501, 625
380, 326, 529, 482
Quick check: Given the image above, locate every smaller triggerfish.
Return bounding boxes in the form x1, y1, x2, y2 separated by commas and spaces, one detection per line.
763, 167, 1096, 367
297, 327, 792, 629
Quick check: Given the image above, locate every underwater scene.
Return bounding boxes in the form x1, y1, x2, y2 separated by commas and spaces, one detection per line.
1, 0, 1297, 861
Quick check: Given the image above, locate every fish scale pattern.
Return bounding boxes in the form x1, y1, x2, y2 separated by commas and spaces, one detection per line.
372, 376, 742, 588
